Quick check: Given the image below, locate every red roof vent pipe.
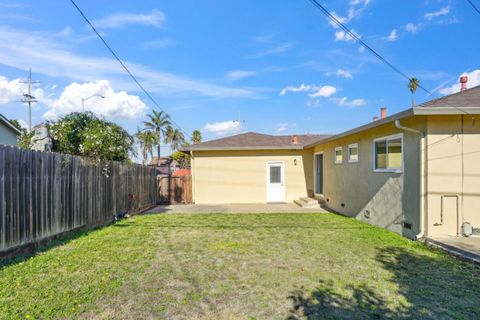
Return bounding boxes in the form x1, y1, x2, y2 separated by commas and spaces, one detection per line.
460, 76, 468, 92
380, 107, 387, 119
292, 135, 299, 145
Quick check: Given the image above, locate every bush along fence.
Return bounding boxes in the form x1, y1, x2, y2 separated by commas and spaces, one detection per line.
0, 145, 158, 256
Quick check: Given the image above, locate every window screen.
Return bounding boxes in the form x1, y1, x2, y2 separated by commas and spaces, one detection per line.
334, 148, 343, 164
374, 136, 402, 170
348, 144, 358, 162
270, 166, 281, 183
375, 140, 387, 169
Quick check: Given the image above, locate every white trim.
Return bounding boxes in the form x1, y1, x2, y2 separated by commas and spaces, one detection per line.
347, 143, 359, 163
334, 146, 343, 164
313, 151, 325, 196
265, 161, 286, 203
372, 133, 404, 173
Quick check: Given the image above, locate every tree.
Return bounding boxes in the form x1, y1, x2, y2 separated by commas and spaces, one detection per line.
191, 130, 202, 144
49, 112, 133, 162
408, 78, 420, 107
135, 129, 158, 165
164, 126, 185, 152
10, 119, 32, 149
171, 150, 190, 168
143, 110, 171, 166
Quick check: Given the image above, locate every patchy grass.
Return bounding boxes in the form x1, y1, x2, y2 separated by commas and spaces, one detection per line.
1, 213, 479, 319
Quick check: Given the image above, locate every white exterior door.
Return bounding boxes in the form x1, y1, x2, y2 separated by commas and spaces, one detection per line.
266, 162, 285, 203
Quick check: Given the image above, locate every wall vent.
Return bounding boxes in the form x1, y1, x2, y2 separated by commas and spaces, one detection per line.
403, 222, 412, 230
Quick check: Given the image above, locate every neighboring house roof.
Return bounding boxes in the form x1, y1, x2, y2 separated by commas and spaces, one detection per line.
0, 114, 22, 136
149, 156, 173, 166
172, 169, 191, 176
183, 85, 480, 152
183, 132, 332, 151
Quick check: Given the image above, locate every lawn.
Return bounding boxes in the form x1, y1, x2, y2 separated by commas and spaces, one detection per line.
1, 212, 479, 319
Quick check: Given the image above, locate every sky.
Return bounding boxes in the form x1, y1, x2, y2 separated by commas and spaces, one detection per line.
0, 0, 479, 157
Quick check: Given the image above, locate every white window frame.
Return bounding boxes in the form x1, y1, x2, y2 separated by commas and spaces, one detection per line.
372, 133, 404, 173
334, 146, 343, 164
347, 143, 359, 163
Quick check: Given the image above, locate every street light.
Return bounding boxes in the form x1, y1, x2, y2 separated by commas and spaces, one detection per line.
81, 94, 105, 112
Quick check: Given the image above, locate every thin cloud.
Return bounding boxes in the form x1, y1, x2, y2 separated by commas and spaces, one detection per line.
405, 23, 421, 34
334, 97, 367, 107
424, 6, 450, 20
93, 9, 165, 29
226, 70, 258, 81
251, 42, 293, 58
385, 29, 398, 42
141, 38, 177, 49
0, 26, 256, 99
204, 120, 241, 135
280, 84, 336, 98
325, 69, 353, 79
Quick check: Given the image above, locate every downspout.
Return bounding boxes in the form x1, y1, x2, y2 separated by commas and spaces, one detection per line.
395, 120, 426, 240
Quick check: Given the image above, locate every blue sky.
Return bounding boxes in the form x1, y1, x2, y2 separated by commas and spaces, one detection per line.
0, 0, 479, 154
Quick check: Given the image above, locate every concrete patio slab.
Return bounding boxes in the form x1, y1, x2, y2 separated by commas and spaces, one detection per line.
145, 203, 330, 214
426, 236, 480, 265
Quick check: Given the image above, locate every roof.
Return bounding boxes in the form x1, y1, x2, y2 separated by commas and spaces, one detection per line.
184, 86, 480, 152
305, 85, 480, 148
172, 169, 191, 176
0, 114, 22, 136
148, 156, 172, 166
183, 132, 331, 151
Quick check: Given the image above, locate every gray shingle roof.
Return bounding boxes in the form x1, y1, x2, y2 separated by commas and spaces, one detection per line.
183, 132, 331, 151
417, 85, 480, 109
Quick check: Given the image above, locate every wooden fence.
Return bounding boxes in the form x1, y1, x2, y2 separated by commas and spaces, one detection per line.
0, 145, 158, 255
157, 175, 192, 204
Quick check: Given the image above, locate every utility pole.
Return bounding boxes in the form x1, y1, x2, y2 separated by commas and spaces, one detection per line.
20, 68, 40, 132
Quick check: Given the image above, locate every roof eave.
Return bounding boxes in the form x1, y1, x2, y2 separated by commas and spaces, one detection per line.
182, 145, 305, 152
304, 108, 414, 148
413, 107, 480, 115
0, 116, 22, 135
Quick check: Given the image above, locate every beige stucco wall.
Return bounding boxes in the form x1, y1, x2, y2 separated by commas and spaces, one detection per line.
191, 149, 313, 204
312, 117, 425, 238
426, 115, 480, 236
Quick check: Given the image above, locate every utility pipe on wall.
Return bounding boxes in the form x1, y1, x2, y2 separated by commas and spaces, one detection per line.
395, 120, 426, 240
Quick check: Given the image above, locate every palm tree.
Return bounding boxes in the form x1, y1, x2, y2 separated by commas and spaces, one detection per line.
171, 129, 186, 152
135, 129, 157, 165
408, 77, 420, 108
143, 110, 171, 166
191, 130, 202, 144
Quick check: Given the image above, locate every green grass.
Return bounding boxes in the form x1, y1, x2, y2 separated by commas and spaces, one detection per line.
1, 213, 479, 319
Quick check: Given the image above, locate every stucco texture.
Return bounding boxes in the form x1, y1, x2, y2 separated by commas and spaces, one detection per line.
426, 115, 480, 236
191, 149, 313, 204
312, 118, 424, 238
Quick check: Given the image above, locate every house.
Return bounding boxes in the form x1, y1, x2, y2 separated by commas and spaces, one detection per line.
149, 156, 175, 174
183, 84, 480, 240
0, 113, 21, 146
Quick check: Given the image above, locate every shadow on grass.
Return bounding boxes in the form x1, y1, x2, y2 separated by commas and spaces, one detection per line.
286, 246, 480, 319
0, 220, 136, 270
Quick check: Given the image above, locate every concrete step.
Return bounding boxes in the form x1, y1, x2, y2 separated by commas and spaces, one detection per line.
299, 197, 319, 205
294, 198, 320, 208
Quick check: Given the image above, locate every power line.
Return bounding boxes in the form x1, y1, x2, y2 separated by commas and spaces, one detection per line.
307, 0, 471, 116
466, 0, 480, 16
68, 0, 190, 139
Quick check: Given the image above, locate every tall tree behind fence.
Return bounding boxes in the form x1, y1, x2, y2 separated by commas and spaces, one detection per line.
0, 145, 158, 254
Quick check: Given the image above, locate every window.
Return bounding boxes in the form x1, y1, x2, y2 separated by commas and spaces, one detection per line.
374, 134, 403, 172
334, 147, 343, 164
269, 166, 281, 183
348, 143, 359, 163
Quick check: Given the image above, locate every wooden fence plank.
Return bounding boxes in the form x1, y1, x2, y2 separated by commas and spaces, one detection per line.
0, 145, 158, 255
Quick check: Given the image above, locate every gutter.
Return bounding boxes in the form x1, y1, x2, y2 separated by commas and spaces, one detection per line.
394, 120, 426, 240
